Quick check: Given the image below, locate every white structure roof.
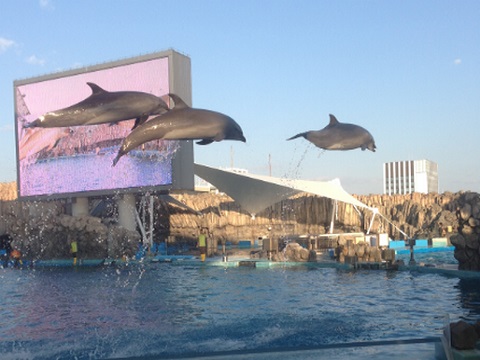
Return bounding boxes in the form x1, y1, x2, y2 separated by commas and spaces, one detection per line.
194, 163, 376, 216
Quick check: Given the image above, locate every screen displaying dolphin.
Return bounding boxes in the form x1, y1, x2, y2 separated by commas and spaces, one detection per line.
24, 82, 169, 129
112, 93, 246, 166
287, 114, 376, 152
15, 50, 194, 199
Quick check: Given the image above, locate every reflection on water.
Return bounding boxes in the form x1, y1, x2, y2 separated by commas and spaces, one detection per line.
396, 249, 457, 265
455, 278, 480, 318
1, 263, 479, 359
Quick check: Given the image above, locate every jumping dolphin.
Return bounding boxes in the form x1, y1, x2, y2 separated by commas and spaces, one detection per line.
287, 114, 376, 152
24, 82, 169, 130
112, 94, 246, 166
19, 127, 71, 161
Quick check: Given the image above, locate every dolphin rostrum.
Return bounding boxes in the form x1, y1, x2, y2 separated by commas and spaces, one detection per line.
287, 114, 376, 152
112, 94, 246, 166
24, 82, 169, 130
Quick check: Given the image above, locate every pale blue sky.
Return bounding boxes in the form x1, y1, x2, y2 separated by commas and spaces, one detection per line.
1, 0, 479, 194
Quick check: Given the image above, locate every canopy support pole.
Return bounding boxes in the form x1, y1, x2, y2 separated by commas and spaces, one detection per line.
366, 209, 378, 235
329, 200, 337, 234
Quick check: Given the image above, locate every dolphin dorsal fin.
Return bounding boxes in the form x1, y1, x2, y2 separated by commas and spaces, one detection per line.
329, 114, 340, 125
87, 82, 108, 95
168, 93, 189, 110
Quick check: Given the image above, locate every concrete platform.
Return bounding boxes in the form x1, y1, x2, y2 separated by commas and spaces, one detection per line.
119, 337, 444, 359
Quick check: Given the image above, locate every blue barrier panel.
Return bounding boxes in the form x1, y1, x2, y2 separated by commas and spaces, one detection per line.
217, 244, 233, 250
389, 240, 406, 249
238, 240, 251, 249
415, 239, 428, 248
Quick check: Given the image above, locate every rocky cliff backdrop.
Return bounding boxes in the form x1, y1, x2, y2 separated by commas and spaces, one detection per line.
1, 182, 479, 270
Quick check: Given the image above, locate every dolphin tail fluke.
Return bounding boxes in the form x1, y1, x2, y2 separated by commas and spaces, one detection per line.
287, 132, 307, 141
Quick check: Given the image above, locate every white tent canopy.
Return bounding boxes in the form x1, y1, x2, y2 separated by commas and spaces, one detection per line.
194, 163, 377, 217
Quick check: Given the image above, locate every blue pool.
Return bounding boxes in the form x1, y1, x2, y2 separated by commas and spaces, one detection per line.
1, 251, 479, 359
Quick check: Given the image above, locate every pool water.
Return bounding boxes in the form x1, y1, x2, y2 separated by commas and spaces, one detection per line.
1, 252, 479, 359
395, 247, 457, 265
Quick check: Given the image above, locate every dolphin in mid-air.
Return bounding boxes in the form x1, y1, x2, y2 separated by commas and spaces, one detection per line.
19, 127, 71, 161
112, 94, 246, 166
24, 82, 169, 130
287, 114, 376, 152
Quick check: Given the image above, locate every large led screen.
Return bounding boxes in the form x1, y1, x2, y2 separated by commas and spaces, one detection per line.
15, 54, 184, 199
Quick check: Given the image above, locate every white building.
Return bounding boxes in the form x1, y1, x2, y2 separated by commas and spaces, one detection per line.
383, 159, 439, 195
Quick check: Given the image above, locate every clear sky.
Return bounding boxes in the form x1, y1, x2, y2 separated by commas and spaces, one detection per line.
1, 0, 479, 195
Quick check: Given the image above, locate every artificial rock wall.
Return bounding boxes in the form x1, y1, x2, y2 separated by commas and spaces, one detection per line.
449, 192, 480, 270
1, 182, 479, 269
166, 191, 461, 243
0, 195, 139, 260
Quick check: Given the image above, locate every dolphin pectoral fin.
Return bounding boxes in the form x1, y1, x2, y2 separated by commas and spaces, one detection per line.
108, 121, 119, 127
51, 137, 63, 150
196, 139, 214, 145
132, 115, 149, 130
